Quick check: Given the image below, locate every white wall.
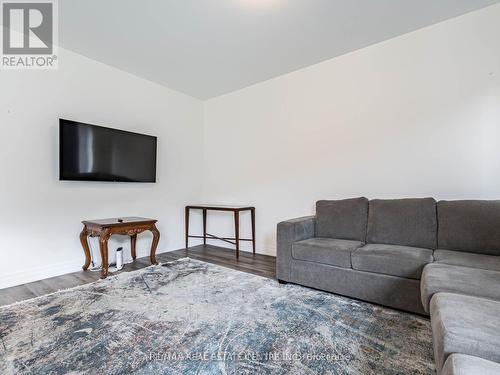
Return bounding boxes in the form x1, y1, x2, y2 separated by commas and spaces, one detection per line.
202, 4, 500, 255
0, 47, 204, 288
2, 5, 499, 288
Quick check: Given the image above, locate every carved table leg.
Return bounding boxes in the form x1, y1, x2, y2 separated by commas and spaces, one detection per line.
150, 224, 160, 265
80, 226, 91, 271
99, 229, 111, 279
130, 234, 137, 260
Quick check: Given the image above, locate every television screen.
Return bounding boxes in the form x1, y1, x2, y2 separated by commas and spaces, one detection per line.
59, 119, 157, 182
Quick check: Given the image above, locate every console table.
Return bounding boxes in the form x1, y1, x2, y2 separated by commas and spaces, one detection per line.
79, 217, 160, 279
185, 205, 255, 259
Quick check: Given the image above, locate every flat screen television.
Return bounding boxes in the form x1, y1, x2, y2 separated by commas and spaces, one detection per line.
59, 119, 157, 182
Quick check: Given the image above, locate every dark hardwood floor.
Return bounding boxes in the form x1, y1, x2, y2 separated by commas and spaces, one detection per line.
0, 245, 276, 307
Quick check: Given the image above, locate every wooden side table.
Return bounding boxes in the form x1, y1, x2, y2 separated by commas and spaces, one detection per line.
185, 205, 255, 259
79, 217, 160, 279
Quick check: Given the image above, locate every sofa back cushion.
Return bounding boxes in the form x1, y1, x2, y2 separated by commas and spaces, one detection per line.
316, 197, 368, 241
367, 198, 437, 249
437, 200, 500, 255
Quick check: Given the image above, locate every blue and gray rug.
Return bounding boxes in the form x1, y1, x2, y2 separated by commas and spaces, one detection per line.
0, 258, 434, 374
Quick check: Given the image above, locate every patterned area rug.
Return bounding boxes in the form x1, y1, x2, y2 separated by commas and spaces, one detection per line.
0, 258, 434, 374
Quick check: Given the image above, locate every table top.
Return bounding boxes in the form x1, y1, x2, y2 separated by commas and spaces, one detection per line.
82, 217, 157, 227
186, 204, 254, 211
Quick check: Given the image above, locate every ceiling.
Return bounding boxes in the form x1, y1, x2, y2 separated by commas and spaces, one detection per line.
59, 0, 500, 99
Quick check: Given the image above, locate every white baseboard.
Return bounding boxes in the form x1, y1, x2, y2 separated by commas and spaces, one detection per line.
0, 246, 276, 290
0, 247, 178, 290
258, 247, 276, 256
171, 241, 276, 257
0, 260, 83, 290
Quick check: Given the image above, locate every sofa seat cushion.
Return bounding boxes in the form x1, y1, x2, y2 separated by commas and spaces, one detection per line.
430, 293, 500, 372
351, 244, 433, 279
315, 197, 368, 241
420, 263, 500, 313
292, 237, 364, 268
434, 249, 500, 272
442, 354, 500, 375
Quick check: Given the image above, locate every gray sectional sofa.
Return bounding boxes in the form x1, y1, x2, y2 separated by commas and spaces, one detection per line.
277, 198, 500, 374
277, 197, 437, 315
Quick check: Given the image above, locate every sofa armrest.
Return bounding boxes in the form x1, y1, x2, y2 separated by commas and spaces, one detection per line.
276, 216, 316, 282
